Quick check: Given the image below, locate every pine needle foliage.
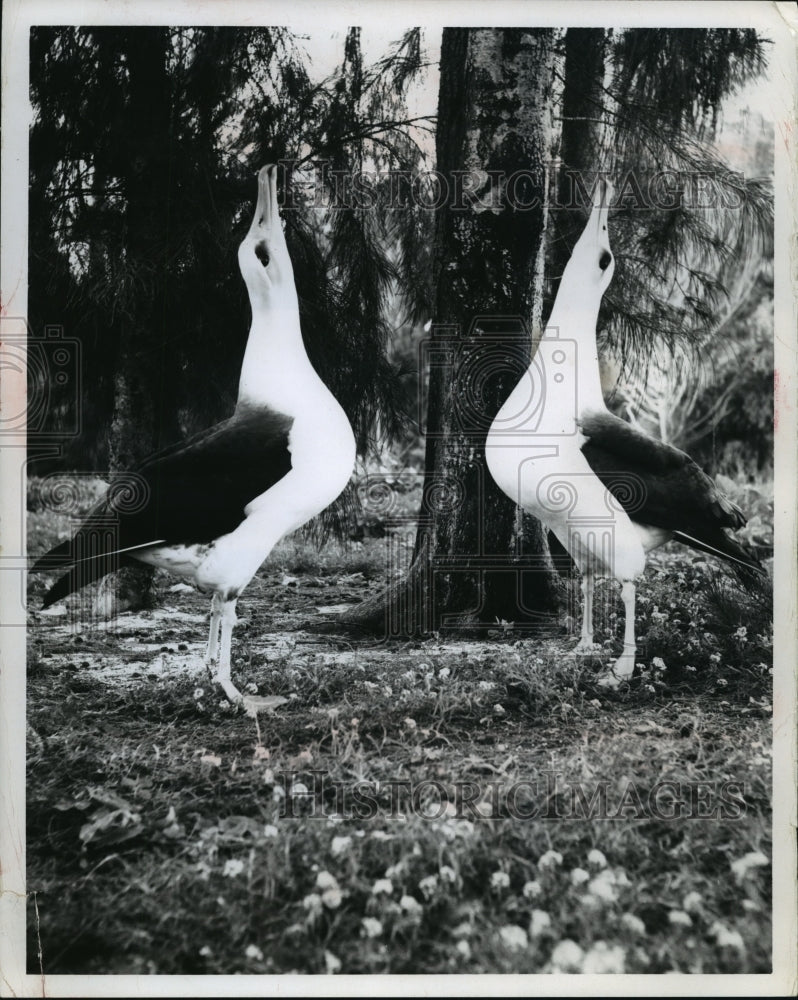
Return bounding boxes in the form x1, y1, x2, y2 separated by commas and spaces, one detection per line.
549, 27, 773, 377
28, 26, 433, 477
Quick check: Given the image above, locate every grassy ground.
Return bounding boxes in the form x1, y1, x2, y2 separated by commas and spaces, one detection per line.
26, 481, 773, 976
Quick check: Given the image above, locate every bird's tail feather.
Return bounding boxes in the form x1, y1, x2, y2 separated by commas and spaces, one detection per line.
31, 539, 73, 573
39, 553, 126, 609
671, 530, 766, 589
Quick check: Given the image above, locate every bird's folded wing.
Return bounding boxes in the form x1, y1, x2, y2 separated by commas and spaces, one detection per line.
579, 409, 745, 532
578, 409, 691, 471
32, 408, 294, 569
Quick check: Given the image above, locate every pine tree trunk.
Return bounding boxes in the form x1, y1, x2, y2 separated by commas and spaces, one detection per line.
343, 28, 563, 637
105, 28, 175, 610
549, 28, 608, 306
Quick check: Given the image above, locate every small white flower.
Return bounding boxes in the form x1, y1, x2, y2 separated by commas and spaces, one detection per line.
262, 824, 278, 838
403, 717, 417, 731
316, 870, 338, 891
361, 916, 383, 938
315, 871, 342, 909
538, 850, 563, 870
549, 939, 584, 972
193, 687, 205, 699
587, 848, 607, 869
478, 680, 495, 691
400, 894, 422, 916
587, 870, 618, 903
652, 656, 666, 671
324, 950, 341, 974
710, 921, 745, 950
330, 835, 352, 857
730, 851, 768, 883
529, 909, 551, 937
455, 939, 471, 959
438, 666, 451, 680
372, 878, 393, 895
621, 912, 646, 935
245, 944, 263, 961
582, 941, 626, 974
440, 865, 457, 884
302, 893, 323, 918
418, 874, 438, 898
498, 924, 528, 952
668, 909, 693, 927
199, 945, 212, 957
570, 867, 590, 886
523, 879, 542, 899
290, 781, 309, 798
493, 703, 506, 716
321, 886, 343, 909
683, 890, 703, 913
222, 859, 245, 878
490, 870, 510, 891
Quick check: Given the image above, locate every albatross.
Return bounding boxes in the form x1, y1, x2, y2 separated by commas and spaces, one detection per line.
485, 179, 764, 687
33, 164, 356, 702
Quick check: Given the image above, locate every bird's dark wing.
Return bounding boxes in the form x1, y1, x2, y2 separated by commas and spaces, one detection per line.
578, 409, 763, 578
32, 406, 293, 586
131, 406, 294, 545
579, 409, 694, 472
579, 409, 745, 530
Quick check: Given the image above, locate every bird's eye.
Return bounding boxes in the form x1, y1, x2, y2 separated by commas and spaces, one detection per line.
255, 241, 270, 268
599, 251, 612, 271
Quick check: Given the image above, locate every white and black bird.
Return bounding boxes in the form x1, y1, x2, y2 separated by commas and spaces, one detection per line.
485, 179, 764, 687
33, 164, 356, 701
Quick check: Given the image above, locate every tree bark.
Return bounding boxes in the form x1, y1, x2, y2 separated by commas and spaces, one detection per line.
343, 28, 563, 637
549, 28, 608, 307
105, 28, 176, 609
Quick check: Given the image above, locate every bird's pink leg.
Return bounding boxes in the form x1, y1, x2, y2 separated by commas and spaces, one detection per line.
204, 592, 223, 670
598, 580, 636, 688
212, 597, 243, 703
575, 574, 600, 652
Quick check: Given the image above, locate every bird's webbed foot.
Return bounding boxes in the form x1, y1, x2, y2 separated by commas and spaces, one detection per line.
211, 669, 244, 705
596, 645, 636, 689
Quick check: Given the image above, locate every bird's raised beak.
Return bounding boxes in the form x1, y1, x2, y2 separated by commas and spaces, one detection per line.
588, 178, 613, 244
248, 164, 279, 237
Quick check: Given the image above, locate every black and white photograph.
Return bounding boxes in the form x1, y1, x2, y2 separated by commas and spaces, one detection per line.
1, 0, 795, 995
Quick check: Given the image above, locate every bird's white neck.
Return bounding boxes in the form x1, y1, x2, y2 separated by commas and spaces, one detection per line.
540, 282, 606, 414
237, 295, 321, 415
